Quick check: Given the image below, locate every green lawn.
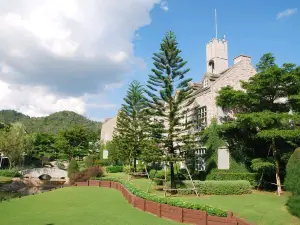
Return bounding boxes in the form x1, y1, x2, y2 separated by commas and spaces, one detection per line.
107, 172, 300, 225
0, 187, 180, 225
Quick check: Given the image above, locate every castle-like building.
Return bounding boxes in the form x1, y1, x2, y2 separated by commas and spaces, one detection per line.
100, 36, 256, 168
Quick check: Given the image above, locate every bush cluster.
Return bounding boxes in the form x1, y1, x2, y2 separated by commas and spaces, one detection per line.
195, 180, 252, 195
93, 177, 227, 217
106, 165, 123, 173
206, 172, 258, 186
70, 166, 103, 184
287, 195, 300, 218
0, 169, 21, 177
149, 169, 186, 185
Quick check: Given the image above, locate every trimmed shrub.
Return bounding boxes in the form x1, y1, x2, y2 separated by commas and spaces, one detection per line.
285, 148, 300, 195
67, 159, 79, 178
287, 195, 300, 218
0, 169, 21, 177
94, 177, 227, 217
98, 159, 111, 167
106, 165, 123, 173
149, 169, 186, 185
195, 180, 252, 195
70, 166, 103, 184
84, 155, 94, 168
206, 172, 258, 186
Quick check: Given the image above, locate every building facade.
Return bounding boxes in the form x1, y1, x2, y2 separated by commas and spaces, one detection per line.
100, 36, 257, 168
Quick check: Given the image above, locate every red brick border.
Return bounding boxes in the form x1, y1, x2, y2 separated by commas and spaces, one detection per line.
75, 180, 252, 225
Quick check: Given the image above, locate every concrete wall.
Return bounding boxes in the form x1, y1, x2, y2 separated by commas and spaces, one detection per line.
100, 115, 117, 144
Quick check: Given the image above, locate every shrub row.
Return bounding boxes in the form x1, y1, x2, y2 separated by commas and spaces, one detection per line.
106, 166, 123, 173
195, 180, 252, 195
0, 169, 21, 177
93, 177, 227, 217
206, 172, 258, 186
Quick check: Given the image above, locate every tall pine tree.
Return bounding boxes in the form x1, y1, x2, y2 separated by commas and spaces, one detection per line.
145, 31, 195, 190
113, 80, 149, 171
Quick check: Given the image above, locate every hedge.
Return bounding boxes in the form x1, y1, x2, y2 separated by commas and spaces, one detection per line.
206, 172, 258, 186
106, 166, 123, 173
0, 169, 21, 177
285, 148, 300, 196
93, 177, 227, 217
195, 180, 252, 195
287, 195, 300, 218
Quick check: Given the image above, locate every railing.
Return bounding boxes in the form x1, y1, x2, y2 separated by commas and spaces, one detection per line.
75, 180, 253, 225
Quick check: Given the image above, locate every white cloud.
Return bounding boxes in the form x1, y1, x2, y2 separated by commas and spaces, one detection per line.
0, 0, 161, 96
0, 80, 85, 117
160, 0, 169, 12
0, 0, 165, 117
277, 8, 298, 19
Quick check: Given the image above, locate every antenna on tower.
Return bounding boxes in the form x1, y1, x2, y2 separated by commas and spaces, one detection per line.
215, 8, 218, 39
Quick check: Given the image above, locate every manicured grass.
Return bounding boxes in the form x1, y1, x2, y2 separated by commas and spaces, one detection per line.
106, 172, 300, 225
0, 187, 180, 225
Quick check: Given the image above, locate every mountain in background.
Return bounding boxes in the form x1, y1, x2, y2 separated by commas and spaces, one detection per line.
0, 110, 101, 134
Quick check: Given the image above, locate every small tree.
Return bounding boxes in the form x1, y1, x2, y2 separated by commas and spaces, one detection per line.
67, 159, 79, 178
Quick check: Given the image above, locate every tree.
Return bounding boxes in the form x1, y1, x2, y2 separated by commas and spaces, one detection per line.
0, 123, 30, 168
30, 132, 57, 165
145, 31, 194, 190
113, 81, 150, 171
55, 126, 90, 159
216, 53, 300, 195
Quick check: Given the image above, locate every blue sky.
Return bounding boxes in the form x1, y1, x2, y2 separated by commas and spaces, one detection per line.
0, 0, 298, 121
88, 0, 300, 121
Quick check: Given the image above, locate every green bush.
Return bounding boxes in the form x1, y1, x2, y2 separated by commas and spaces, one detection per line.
206, 172, 258, 186
98, 159, 111, 167
195, 180, 252, 195
0, 169, 21, 177
67, 159, 79, 178
285, 148, 300, 195
123, 165, 131, 174
287, 195, 300, 218
149, 169, 186, 185
106, 165, 123, 173
94, 177, 227, 217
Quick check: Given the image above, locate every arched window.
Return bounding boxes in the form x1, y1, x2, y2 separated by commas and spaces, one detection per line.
208, 60, 215, 73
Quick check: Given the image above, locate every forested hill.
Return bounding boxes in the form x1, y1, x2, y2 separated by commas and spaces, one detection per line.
0, 110, 101, 134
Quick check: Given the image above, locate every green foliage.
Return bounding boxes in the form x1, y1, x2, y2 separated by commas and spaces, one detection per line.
149, 169, 186, 185
106, 166, 123, 173
0, 123, 30, 168
195, 180, 252, 195
251, 158, 276, 173
206, 173, 258, 186
123, 165, 131, 174
0, 110, 101, 134
287, 195, 300, 218
216, 54, 300, 193
67, 159, 79, 178
55, 126, 90, 158
145, 31, 195, 189
285, 148, 300, 195
98, 159, 111, 167
0, 169, 21, 177
95, 177, 227, 217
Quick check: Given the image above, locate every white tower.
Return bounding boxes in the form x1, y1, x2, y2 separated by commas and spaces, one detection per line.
206, 9, 228, 74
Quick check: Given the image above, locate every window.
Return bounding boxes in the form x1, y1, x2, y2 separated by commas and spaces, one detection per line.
199, 106, 207, 126
203, 78, 209, 88
208, 60, 215, 73
195, 147, 206, 171
193, 106, 207, 130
